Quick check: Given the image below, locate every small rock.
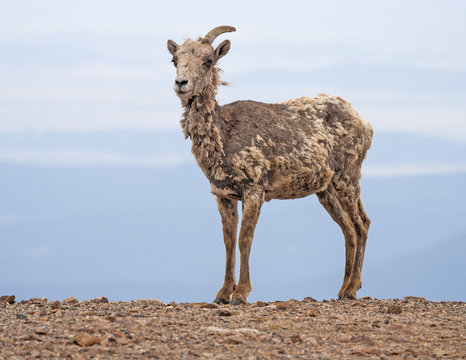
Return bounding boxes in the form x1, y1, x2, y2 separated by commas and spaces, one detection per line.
274, 301, 292, 310
0, 295, 15, 304
225, 334, 244, 344
63, 296, 79, 305
205, 326, 259, 336
352, 301, 367, 307
90, 296, 108, 304
360, 296, 373, 300
291, 334, 302, 343
387, 305, 403, 314
303, 296, 317, 302
384, 318, 390, 324
135, 299, 164, 307
101, 334, 117, 346
116, 337, 133, 345
30, 297, 47, 304
119, 318, 140, 331
403, 296, 427, 302
187, 350, 201, 357
73, 333, 101, 347
351, 334, 375, 346
19, 299, 29, 305
30, 350, 41, 358
307, 308, 319, 317
201, 302, 219, 309
34, 327, 48, 335
255, 301, 268, 307
218, 309, 233, 316
50, 301, 61, 310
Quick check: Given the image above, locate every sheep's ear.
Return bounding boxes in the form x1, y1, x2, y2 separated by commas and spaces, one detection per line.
167, 40, 179, 55
214, 40, 231, 60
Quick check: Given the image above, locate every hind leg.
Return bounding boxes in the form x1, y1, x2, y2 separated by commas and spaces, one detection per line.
357, 197, 371, 270
331, 180, 370, 298
317, 182, 358, 299
344, 195, 370, 294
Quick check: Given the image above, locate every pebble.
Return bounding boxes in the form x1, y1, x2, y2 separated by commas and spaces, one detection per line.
73, 333, 101, 347
135, 299, 164, 307
200, 302, 219, 309
388, 305, 403, 314
205, 326, 260, 336
50, 300, 61, 310
90, 296, 109, 304
63, 296, 79, 305
403, 296, 427, 302
0, 295, 15, 304
225, 334, 244, 344
218, 309, 234, 316
303, 296, 317, 302
274, 301, 293, 310
29, 297, 47, 304
291, 334, 302, 343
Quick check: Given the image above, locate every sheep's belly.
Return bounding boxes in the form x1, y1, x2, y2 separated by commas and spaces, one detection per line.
209, 167, 334, 202
264, 168, 334, 201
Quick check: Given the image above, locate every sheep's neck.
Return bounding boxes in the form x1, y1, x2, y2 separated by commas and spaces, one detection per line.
181, 90, 227, 182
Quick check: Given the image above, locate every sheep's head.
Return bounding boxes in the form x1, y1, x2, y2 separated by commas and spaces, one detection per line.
167, 26, 235, 105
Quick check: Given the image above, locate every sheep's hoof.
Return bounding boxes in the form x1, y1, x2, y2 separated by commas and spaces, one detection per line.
213, 298, 229, 305
230, 298, 246, 306
338, 294, 357, 300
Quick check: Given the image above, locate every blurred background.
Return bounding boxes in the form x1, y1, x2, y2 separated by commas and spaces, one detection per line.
0, 0, 465, 302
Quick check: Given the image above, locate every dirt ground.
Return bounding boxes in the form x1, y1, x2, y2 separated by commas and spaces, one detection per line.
0, 295, 464, 359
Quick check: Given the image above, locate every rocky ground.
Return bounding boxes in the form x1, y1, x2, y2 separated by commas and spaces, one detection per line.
0, 295, 464, 359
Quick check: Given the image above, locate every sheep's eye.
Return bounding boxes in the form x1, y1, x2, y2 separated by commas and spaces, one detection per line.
204, 59, 213, 67
171, 59, 178, 67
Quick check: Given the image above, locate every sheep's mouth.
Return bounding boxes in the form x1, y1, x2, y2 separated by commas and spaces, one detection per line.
175, 88, 193, 96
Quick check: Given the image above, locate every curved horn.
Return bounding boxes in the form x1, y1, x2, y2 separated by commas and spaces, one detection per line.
202, 26, 236, 44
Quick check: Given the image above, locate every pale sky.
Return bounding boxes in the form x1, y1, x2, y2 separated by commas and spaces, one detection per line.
0, 0, 465, 167
1, 1, 465, 302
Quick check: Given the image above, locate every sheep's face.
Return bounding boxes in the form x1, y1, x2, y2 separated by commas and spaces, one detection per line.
167, 38, 231, 103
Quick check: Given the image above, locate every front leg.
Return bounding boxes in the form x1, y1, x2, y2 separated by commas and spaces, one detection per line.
231, 190, 263, 305
214, 197, 238, 304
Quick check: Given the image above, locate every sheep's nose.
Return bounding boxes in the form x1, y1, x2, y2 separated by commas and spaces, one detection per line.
175, 77, 189, 87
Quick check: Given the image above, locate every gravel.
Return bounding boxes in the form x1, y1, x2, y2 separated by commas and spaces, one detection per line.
0, 296, 464, 359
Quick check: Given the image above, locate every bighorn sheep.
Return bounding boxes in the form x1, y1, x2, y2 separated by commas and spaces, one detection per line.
167, 26, 372, 305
